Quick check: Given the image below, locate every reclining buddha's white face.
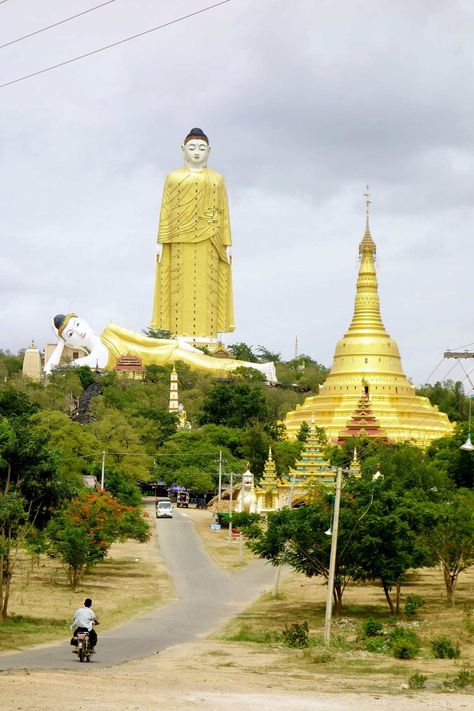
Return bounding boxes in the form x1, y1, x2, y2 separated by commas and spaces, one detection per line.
61, 316, 94, 349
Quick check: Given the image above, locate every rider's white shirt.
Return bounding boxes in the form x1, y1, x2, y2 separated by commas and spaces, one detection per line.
71, 607, 96, 631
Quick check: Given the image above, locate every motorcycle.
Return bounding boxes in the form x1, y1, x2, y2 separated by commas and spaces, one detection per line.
75, 630, 93, 662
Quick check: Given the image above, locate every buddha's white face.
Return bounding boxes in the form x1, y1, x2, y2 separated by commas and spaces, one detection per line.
182, 139, 210, 168
61, 316, 93, 348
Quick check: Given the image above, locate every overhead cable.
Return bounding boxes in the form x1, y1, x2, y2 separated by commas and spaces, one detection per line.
0, 0, 118, 51
0, 0, 232, 89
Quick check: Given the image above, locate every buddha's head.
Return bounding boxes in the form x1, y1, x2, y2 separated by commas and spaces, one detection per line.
182, 127, 210, 169
53, 313, 93, 348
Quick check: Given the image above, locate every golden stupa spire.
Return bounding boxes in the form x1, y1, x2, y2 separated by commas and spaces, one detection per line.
348, 187, 385, 335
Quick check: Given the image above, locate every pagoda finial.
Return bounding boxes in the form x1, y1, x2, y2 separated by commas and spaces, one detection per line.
364, 184, 371, 219
268, 446, 273, 460
359, 184, 376, 257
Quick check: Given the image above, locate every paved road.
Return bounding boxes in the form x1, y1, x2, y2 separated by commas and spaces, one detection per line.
0, 507, 276, 670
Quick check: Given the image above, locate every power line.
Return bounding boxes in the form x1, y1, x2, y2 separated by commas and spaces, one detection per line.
0, 0, 118, 51
0, 0, 232, 89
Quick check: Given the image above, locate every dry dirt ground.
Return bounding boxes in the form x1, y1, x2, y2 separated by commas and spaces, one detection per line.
0, 640, 471, 711
0, 507, 472, 710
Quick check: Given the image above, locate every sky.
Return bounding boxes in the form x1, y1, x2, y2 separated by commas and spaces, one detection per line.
1, 0, 473, 388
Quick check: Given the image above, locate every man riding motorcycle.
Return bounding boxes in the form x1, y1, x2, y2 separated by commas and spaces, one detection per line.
70, 598, 99, 652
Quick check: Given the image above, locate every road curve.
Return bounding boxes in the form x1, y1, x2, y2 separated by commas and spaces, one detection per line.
0, 507, 275, 670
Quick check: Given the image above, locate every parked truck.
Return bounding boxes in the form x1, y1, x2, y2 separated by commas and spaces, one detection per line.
176, 490, 190, 508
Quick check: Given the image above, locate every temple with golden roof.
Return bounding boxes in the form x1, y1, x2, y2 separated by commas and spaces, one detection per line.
284, 207, 453, 446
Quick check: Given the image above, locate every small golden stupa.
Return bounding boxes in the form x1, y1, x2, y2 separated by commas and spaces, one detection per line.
284, 198, 453, 445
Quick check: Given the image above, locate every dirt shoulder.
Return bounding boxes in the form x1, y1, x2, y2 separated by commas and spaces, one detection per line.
0, 638, 470, 711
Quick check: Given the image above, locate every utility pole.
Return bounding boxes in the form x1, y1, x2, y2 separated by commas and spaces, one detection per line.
228, 471, 234, 541
218, 450, 223, 505
324, 467, 342, 646
100, 451, 106, 490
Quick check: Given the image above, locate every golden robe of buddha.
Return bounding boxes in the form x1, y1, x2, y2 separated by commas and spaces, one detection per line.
151, 128, 235, 339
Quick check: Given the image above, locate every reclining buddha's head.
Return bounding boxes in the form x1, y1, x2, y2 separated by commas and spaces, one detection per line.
53, 314, 93, 348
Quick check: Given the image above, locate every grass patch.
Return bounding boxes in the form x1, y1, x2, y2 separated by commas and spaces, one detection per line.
224, 623, 280, 644
0, 615, 68, 651
0, 502, 174, 652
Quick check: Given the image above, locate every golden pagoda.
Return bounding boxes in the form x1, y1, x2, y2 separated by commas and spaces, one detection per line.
287, 421, 335, 503
284, 202, 453, 445
255, 448, 281, 513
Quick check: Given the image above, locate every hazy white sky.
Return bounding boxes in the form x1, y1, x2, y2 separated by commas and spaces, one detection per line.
1, 0, 473, 387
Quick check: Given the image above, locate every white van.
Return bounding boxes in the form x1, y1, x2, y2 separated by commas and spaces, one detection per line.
156, 498, 173, 519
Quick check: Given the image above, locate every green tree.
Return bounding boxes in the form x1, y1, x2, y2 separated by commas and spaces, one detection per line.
227, 342, 258, 362
248, 499, 354, 615
91, 410, 153, 481
255, 346, 281, 363
0, 490, 28, 619
0, 396, 64, 618
347, 479, 432, 613
47, 492, 149, 588
0, 352, 23, 380
427, 425, 474, 489
238, 424, 271, 476
198, 381, 269, 428
297, 421, 310, 442
154, 428, 245, 492
416, 380, 467, 422
29, 410, 100, 491
423, 489, 474, 605
142, 327, 171, 339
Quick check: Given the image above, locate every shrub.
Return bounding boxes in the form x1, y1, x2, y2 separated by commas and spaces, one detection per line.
453, 667, 474, 689
282, 621, 309, 648
364, 637, 387, 654
408, 673, 427, 689
362, 618, 383, 637
392, 639, 420, 660
404, 595, 425, 618
389, 627, 420, 660
431, 636, 460, 659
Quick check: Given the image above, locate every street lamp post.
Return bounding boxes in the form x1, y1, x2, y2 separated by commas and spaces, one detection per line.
324, 467, 342, 646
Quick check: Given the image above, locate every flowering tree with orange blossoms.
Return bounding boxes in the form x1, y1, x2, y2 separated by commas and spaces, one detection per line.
46, 492, 149, 588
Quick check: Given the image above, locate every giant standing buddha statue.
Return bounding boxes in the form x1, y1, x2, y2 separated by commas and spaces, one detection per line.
151, 128, 235, 343
284, 198, 453, 446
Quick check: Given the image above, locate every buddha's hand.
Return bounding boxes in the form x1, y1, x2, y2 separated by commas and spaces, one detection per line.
44, 341, 65, 373
203, 207, 222, 225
